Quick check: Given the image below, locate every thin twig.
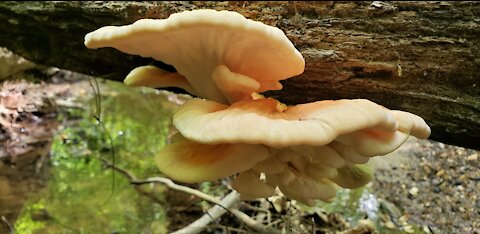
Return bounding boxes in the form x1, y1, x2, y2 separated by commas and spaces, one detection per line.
311, 217, 316, 234
132, 177, 223, 205
98, 158, 163, 204
210, 224, 248, 233
99, 158, 135, 180
204, 210, 224, 229
89, 77, 116, 204
267, 219, 283, 227
242, 202, 270, 213
100, 159, 280, 234
1, 216, 14, 234
172, 191, 240, 234
244, 201, 271, 224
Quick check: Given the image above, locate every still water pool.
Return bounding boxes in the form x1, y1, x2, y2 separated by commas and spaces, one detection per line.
14, 80, 181, 233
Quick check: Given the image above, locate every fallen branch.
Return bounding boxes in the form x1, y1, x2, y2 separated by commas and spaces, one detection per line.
98, 158, 163, 204
132, 176, 223, 206
100, 158, 280, 233
1, 216, 13, 234
242, 201, 272, 225
133, 177, 281, 234
1, 1, 479, 149
171, 190, 241, 234
230, 207, 279, 234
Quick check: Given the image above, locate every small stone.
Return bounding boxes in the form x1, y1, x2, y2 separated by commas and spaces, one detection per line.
467, 153, 478, 161
436, 169, 445, 177
404, 225, 414, 233
432, 178, 443, 185
438, 152, 448, 158
292, 219, 300, 226
423, 165, 432, 174
399, 215, 409, 225
409, 187, 419, 196
385, 221, 396, 229
423, 226, 432, 234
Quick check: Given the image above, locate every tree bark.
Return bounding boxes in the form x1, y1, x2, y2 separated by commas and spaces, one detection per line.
0, 1, 479, 149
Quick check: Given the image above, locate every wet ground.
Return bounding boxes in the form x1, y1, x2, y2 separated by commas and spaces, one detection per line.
0, 74, 478, 233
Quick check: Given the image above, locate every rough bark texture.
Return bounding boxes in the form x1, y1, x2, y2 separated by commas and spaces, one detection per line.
0, 1, 479, 149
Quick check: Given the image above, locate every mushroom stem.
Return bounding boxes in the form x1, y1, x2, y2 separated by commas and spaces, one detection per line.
212, 65, 260, 103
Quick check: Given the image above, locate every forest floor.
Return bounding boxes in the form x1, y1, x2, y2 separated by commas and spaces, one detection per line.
371, 138, 479, 234
0, 76, 479, 233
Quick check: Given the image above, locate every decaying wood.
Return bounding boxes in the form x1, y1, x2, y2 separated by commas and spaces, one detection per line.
0, 1, 479, 149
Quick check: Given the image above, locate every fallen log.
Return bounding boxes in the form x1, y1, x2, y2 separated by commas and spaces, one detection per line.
0, 1, 478, 149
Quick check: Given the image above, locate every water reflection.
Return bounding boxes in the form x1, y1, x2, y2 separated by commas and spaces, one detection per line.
14, 80, 182, 233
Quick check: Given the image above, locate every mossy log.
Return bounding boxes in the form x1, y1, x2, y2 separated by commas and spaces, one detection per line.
0, 1, 479, 149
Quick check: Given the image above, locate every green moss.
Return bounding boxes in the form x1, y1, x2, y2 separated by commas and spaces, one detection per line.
14, 200, 46, 234
15, 80, 179, 233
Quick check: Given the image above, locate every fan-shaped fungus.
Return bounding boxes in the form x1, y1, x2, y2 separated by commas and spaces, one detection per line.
85, 9, 304, 104
85, 9, 431, 205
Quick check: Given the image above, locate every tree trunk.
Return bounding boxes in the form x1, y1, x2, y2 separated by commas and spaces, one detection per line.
0, 1, 479, 149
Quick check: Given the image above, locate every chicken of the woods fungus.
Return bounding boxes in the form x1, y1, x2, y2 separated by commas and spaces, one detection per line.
85, 9, 431, 206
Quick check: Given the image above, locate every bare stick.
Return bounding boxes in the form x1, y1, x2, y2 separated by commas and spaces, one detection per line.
171, 190, 240, 234
100, 159, 280, 233
1, 216, 13, 234
98, 158, 162, 204
230, 208, 279, 234
132, 177, 222, 205
134, 177, 280, 234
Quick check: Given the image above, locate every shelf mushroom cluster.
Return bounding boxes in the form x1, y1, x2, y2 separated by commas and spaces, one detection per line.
85, 9, 431, 205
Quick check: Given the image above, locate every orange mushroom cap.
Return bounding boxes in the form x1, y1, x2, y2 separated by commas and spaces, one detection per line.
124, 65, 198, 95
173, 98, 401, 148
85, 9, 304, 104
155, 135, 269, 183
174, 98, 431, 153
